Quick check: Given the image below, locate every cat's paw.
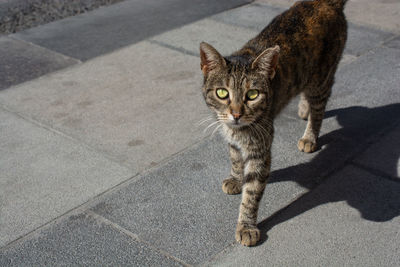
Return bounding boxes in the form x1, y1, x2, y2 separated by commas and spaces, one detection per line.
222, 177, 242, 195
297, 138, 317, 153
235, 224, 260, 246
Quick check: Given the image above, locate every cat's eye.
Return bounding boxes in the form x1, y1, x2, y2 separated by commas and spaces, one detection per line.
246, 89, 259, 100
216, 88, 229, 99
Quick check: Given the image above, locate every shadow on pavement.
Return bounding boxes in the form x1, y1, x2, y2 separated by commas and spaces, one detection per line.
258, 103, 400, 245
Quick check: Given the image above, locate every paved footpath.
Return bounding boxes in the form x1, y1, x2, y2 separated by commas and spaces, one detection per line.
0, 0, 399, 266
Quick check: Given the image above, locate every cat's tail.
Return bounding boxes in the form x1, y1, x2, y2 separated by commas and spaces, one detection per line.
321, 0, 348, 10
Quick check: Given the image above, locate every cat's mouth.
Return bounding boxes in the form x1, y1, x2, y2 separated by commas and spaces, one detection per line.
225, 119, 250, 129
217, 114, 252, 129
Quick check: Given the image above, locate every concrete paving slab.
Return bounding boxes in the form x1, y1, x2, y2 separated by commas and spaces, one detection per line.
281, 46, 400, 142
152, 3, 392, 60
0, 36, 79, 90
89, 113, 364, 265
12, 0, 251, 61
346, 23, 393, 56
89, 133, 303, 265
354, 123, 400, 179
384, 35, 400, 49
0, 108, 134, 247
150, 18, 259, 57
338, 54, 358, 67
255, 0, 400, 34
282, 100, 400, 150
0, 42, 210, 172
270, 113, 367, 187
0, 212, 181, 266
214, 2, 393, 57
210, 3, 284, 32
324, 46, 400, 136
344, 0, 400, 34
253, 0, 295, 8
207, 166, 400, 266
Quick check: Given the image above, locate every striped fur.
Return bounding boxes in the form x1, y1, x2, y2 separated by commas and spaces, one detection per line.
200, 0, 347, 246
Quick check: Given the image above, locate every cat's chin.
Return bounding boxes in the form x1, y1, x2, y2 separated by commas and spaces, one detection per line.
225, 122, 249, 129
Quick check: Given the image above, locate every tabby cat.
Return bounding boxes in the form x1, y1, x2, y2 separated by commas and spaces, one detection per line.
199, 0, 347, 246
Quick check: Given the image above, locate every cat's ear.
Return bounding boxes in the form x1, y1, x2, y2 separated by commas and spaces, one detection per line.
200, 42, 226, 76
251, 45, 280, 79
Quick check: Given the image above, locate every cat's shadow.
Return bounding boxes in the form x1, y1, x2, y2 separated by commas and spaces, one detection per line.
257, 103, 400, 245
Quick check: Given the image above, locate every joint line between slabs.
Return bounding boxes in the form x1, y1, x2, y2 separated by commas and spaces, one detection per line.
147, 39, 198, 57
0, 128, 214, 251
0, 171, 140, 251
0, 103, 134, 170
9, 35, 82, 63
87, 210, 192, 267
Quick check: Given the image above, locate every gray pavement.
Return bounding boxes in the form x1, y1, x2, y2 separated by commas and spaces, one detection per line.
12, 0, 251, 61
0, 36, 79, 90
0, 0, 399, 266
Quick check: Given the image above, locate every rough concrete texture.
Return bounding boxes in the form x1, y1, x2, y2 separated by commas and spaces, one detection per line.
0, 108, 134, 247
0, 42, 209, 172
345, 23, 393, 56
211, 2, 284, 31
12, 0, 251, 60
385, 35, 400, 49
208, 166, 400, 267
211, 1, 394, 57
255, 0, 400, 34
282, 46, 400, 142
0, 36, 79, 90
89, 132, 309, 265
150, 18, 259, 56
326, 46, 400, 126
0, 212, 181, 266
152, 2, 393, 60
354, 123, 400, 179
1, 0, 399, 266
0, 0, 124, 34
343, 0, 400, 34
217, 2, 394, 57
88, 114, 368, 265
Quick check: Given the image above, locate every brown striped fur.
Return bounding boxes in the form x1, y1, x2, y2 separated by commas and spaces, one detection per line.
199, 0, 347, 246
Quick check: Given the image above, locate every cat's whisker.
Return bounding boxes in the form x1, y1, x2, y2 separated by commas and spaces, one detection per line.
251, 124, 266, 147
203, 120, 221, 133
250, 121, 268, 143
196, 117, 213, 126
197, 115, 213, 122
255, 123, 272, 141
256, 126, 267, 146
249, 125, 261, 144
211, 124, 223, 137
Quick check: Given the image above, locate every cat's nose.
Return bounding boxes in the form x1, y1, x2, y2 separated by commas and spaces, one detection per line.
232, 112, 241, 122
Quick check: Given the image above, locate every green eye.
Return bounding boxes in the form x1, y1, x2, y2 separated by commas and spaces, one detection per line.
246, 89, 259, 100
216, 88, 229, 99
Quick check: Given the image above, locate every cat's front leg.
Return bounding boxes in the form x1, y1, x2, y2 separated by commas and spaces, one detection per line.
236, 149, 270, 246
222, 144, 243, 195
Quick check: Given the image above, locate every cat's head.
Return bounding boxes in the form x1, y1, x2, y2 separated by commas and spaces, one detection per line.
199, 42, 280, 129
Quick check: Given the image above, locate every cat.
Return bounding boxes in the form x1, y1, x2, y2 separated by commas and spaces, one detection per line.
199, 0, 347, 246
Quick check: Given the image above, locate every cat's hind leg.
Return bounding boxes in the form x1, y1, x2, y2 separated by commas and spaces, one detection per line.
298, 92, 310, 120
222, 145, 243, 194
298, 78, 333, 153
